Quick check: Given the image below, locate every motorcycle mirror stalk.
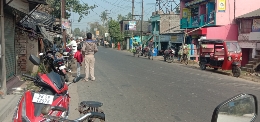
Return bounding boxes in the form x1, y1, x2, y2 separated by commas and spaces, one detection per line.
211, 93, 258, 122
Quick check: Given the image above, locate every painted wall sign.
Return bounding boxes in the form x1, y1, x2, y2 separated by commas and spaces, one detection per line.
129, 21, 136, 31
252, 19, 260, 32
218, 0, 226, 12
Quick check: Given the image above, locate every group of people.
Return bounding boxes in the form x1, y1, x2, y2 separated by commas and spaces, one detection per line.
69, 32, 98, 82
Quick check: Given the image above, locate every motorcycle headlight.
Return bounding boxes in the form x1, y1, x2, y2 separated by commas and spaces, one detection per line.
228, 56, 232, 61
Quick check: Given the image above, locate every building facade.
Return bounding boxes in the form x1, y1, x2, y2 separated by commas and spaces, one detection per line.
150, 11, 182, 54
179, 0, 260, 61
119, 20, 151, 49
236, 8, 260, 72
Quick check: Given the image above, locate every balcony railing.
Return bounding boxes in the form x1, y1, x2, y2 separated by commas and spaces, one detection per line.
180, 11, 216, 29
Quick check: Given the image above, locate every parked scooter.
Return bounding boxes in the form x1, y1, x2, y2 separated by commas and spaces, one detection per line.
12, 54, 86, 122
164, 47, 175, 63
63, 47, 74, 69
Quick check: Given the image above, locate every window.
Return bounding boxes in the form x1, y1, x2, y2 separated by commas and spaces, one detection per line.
241, 20, 252, 33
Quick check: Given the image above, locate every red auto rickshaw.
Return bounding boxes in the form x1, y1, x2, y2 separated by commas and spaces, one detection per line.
199, 39, 242, 77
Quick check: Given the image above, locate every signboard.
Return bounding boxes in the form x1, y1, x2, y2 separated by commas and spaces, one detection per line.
238, 41, 256, 48
171, 34, 183, 43
62, 19, 70, 29
252, 19, 260, 32
249, 32, 260, 40
129, 21, 136, 30
160, 35, 171, 42
105, 33, 109, 37
96, 31, 99, 36
218, 0, 226, 12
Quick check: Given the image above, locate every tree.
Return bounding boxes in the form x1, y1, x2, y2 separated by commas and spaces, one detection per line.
108, 20, 124, 42
175, 6, 180, 14
117, 14, 126, 22
40, 0, 97, 22
88, 22, 106, 37
100, 11, 108, 26
126, 12, 132, 20
73, 28, 84, 37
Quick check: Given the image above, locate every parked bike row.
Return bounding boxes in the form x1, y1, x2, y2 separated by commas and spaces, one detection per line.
132, 39, 243, 77
13, 46, 105, 122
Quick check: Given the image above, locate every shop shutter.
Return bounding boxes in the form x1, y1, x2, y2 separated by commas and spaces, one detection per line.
4, 14, 16, 80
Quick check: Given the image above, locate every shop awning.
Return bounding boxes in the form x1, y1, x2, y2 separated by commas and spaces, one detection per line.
38, 26, 54, 42
236, 8, 260, 19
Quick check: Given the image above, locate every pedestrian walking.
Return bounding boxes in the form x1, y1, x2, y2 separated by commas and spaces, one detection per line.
74, 46, 83, 77
82, 32, 98, 81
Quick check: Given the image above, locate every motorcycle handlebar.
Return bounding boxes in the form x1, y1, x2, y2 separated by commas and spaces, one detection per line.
22, 74, 36, 80
44, 112, 105, 122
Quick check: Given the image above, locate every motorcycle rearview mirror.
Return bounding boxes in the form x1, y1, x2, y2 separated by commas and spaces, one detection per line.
39, 53, 44, 56
29, 54, 41, 65
211, 93, 258, 122
73, 74, 86, 83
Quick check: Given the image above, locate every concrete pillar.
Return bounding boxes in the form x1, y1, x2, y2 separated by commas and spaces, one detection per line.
0, 0, 6, 96
127, 38, 129, 50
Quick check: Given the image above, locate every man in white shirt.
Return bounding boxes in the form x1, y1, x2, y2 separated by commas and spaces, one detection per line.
67, 37, 77, 54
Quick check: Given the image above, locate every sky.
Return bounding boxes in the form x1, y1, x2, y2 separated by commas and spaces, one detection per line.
69, 0, 177, 31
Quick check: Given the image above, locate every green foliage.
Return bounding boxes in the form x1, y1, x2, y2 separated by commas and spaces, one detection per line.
88, 22, 106, 37
117, 12, 132, 22
108, 20, 124, 42
46, 0, 97, 22
73, 28, 85, 37
100, 11, 108, 26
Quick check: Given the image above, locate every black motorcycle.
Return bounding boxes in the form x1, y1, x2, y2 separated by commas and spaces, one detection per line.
40, 50, 70, 82
164, 48, 175, 63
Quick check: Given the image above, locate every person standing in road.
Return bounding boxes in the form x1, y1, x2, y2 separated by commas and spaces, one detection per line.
74, 46, 83, 77
148, 39, 154, 56
82, 33, 98, 81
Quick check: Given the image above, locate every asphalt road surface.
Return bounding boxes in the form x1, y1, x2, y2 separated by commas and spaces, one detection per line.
77, 47, 260, 122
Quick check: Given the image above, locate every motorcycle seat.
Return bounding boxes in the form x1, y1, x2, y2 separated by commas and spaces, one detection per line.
80, 101, 103, 108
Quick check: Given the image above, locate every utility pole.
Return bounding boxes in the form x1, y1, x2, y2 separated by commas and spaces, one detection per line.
140, 0, 143, 45
61, 0, 66, 48
131, 0, 134, 49
0, 0, 6, 96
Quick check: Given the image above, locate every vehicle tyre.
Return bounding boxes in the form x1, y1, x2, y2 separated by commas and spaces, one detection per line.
214, 68, 218, 70
232, 67, 241, 77
184, 56, 188, 65
200, 62, 206, 70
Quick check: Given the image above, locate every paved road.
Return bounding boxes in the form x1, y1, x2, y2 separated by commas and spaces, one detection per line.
77, 47, 260, 122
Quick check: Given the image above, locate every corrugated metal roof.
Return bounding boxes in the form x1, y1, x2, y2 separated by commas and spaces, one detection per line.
236, 8, 260, 19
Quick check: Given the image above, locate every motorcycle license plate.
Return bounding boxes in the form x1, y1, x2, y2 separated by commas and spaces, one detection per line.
32, 93, 54, 104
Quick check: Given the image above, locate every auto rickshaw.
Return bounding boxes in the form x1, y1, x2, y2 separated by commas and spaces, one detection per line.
199, 39, 242, 77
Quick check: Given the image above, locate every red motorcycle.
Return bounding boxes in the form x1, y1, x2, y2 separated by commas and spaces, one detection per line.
12, 54, 85, 122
